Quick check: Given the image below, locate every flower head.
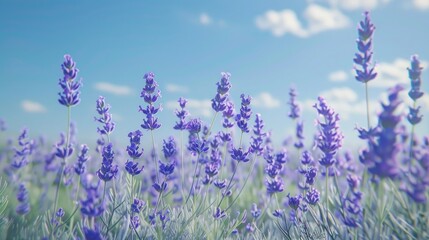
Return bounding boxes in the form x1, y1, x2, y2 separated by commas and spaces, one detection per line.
314, 97, 343, 167
354, 12, 377, 83
96, 143, 118, 182
58, 54, 82, 107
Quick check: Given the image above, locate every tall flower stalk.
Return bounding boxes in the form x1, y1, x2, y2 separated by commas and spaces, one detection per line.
53, 54, 82, 221
354, 11, 377, 130
139, 72, 162, 182
314, 96, 343, 229
407, 55, 424, 166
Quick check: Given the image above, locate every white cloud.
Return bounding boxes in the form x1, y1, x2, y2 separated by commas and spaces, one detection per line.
252, 92, 281, 109
166, 98, 212, 118
329, 70, 348, 82
413, 0, 429, 10
165, 84, 189, 93
328, 0, 390, 10
302, 87, 379, 119
94, 82, 132, 96
21, 100, 47, 113
370, 58, 428, 88
199, 13, 212, 25
255, 4, 350, 38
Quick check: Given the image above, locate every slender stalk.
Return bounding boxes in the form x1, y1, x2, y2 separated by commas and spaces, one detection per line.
365, 82, 371, 129
325, 166, 329, 239
180, 130, 185, 197
408, 101, 417, 167
150, 130, 160, 183
52, 106, 71, 222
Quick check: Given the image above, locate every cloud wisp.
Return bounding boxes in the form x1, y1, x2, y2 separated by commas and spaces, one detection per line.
255, 4, 350, 38
94, 82, 132, 96
21, 100, 47, 113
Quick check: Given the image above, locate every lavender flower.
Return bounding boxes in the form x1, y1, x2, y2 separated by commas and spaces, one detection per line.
294, 121, 304, 149
314, 97, 343, 167
408, 55, 424, 101
305, 188, 320, 205
354, 11, 377, 83
140, 72, 162, 130
404, 150, 429, 203
250, 113, 266, 156
236, 94, 252, 133
288, 88, 300, 119
96, 143, 118, 182
83, 225, 105, 240
287, 194, 302, 211
55, 133, 73, 159
212, 72, 232, 112
231, 147, 250, 163
186, 118, 202, 134
222, 100, 235, 129
0, 118, 6, 131
213, 207, 226, 219
173, 97, 189, 130
58, 54, 82, 107
130, 215, 141, 230
74, 144, 89, 175
342, 173, 363, 227
95, 96, 115, 136
80, 176, 104, 217
266, 176, 284, 195
16, 183, 30, 215
11, 129, 33, 169
131, 198, 145, 213
127, 131, 144, 159
56, 208, 65, 218
251, 203, 261, 219
125, 130, 144, 176
359, 85, 403, 179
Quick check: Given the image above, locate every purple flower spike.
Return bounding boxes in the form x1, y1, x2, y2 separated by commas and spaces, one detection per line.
174, 97, 189, 130
58, 54, 82, 107
408, 55, 424, 101
83, 225, 105, 240
95, 96, 115, 136
287, 194, 302, 211
360, 85, 403, 179
266, 176, 284, 195
212, 72, 232, 112
96, 143, 118, 182
354, 11, 377, 83
250, 114, 266, 156
16, 183, 30, 215
314, 97, 343, 167
140, 72, 162, 130
11, 129, 34, 169
288, 88, 300, 119
186, 118, 202, 134
74, 144, 90, 175
305, 188, 320, 205
127, 130, 144, 159
231, 147, 250, 163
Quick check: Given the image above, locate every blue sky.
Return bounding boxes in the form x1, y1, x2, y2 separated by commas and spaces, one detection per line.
1, 0, 428, 149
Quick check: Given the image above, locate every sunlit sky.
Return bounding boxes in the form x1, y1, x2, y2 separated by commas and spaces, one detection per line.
1, 0, 429, 150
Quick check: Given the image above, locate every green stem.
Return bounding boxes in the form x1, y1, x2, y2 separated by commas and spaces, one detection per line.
325, 166, 329, 237
365, 82, 371, 129
52, 106, 71, 227
150, 130, 160, 183
408, 100, 417, 167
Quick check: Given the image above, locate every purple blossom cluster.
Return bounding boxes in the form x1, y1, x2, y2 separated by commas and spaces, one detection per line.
139, 72, 162, 130
58, 54, 82, 107
358, 85, 404, 179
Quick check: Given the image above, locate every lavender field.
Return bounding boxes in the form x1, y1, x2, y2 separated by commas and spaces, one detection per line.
0, 2, 429, 240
